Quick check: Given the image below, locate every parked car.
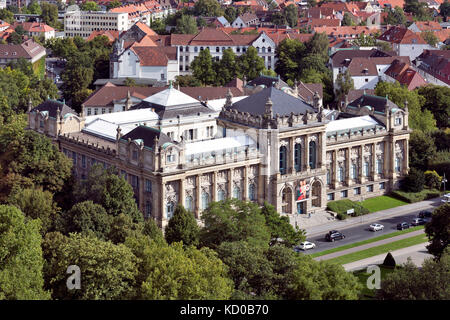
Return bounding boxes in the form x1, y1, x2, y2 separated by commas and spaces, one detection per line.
418, 210, 432, 219
369, 223, 384, 231
397, 222, 410, 230
297, 241, 316, 251
442, 193, 450, 204
411, 218, 426, 226
325, 230, 345, 242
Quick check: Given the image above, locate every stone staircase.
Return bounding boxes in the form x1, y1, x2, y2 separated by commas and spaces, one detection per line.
288, 210, 336, 230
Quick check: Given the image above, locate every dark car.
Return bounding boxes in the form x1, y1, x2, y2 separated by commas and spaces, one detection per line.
397, 222, 410, 230
325, 230, 345, 242
411, 218, 426, 226
418, 210, 432, 219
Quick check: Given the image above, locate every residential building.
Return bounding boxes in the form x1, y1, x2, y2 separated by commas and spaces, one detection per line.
408, 21, 442, 33
413, 49, 450, 87
377, 26, 433, 60
64, 8, 129, 39
13, 22, 55, 40
28, 86, 410, 229
384, 58, 427, 90
231, 12, 259, 28
0, 39, 46, 66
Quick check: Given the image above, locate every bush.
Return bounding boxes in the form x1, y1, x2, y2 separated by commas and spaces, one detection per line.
327, 199, 369, 220
391, 189, 441, 203
424, 170, 442, 190
383, 252, 396, 268
401, 168, 425, 193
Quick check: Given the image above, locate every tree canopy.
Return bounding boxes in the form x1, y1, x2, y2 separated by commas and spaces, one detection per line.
425, 204, 450, 259
165, 205, 200, 247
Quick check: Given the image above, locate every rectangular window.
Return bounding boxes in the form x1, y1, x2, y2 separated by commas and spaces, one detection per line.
377, 159, 383, 174
132, 150, 138, 161
340, 190, 348, 198
101, 108, 105, 114
82, 155, 86, 168
72, 151, 77, 165
379, 182, 385, 190
327, 193, 334, 201
87, 108, 91, 116
130, 175, 138, 189
161, 74, 165, 80
353, 187, 361, 195
367, 185, 374, 192
166, 154, 175, 162
145, 179, 152, 193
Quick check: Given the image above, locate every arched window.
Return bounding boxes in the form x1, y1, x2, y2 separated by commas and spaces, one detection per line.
262, 47, 266, 53
194, 47, 198, 52
248, 184, 256, 201
166, 201, 175, 219
201, 192, 209, 210
279, 146, 287, 175
282, 187, 292, 214
218, 189, 226, 201
364, 161, 370, 176
256, 46, 260, 53
309, 141, 316, 169
268, 47, 272, 52
233, 186, 241, 200
395, 157, 401, 172
294, 143, 302, 172
185, 196, 193, 212
351, 163, 357, 179
338, 167, 344, 182
377, 159, 383, 174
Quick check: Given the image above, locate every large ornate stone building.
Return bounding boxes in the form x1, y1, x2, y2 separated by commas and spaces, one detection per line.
27, 85, 410, 228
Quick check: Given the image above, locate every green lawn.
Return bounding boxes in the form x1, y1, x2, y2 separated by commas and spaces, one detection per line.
353, 265, 397, 299
325, 234, 428, 265
310, 226, 425, 258
360, 195, 408, 213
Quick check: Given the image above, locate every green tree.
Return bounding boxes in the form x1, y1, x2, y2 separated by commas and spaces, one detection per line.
42, 232, 138, 300
214, 48, 239, 85
0, 205, 50, 300
401, 168, 425, 192
409, 130, 437, 170
7, 187, 60, 236
0, 8, 14, 24
422, 30, 439, 47
165, 205, 200, 247
288, 255, 361, 300
375, 81, 436, 133
425, 204, 450, 259
377, 252, 450, 299
59, 200, 113, 240
424, 170, 442, 189
342, 12, 355, 26
238, 46, 266, 81
224, 6, 237, 23
272, 11, 287, 26
384, 6, 407, 26
174, 74, 201, 87
305, 32, 329, 65
26, 1, 41, 15
125, 236, 233, 299
0, 129, 72, 200
81, 1, 100, 11
124, 77, 136, 87
404, 0, 433, 21
74, 164, 143, 223
107, 0, 121, 10
200, 199, 271, 250
335, 69, 354, 102
191, 48, 216, 85
261, 202, 306, 247
8, 31, 23, 45
41, 3, 59, 28
194, 0, 224, 17
283, 4, 298, 28
417, 85, 450, 128
353, 33, 376, 47
440, 0, 450, 22
176, 14, 198, 34
275, 38, 306, 82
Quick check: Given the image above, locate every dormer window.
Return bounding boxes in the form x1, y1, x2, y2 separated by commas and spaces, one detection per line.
166, 154, 175, 163
395, 117, 402, 126
132, 150, 138, 161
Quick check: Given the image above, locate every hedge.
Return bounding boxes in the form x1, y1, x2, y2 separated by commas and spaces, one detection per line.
390, 189, 441, 203
327, 199, 369, 220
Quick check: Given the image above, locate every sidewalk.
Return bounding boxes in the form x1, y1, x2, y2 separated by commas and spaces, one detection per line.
315, 229, 425, 261
304, 198, 440, 237
342, 243, 432, 271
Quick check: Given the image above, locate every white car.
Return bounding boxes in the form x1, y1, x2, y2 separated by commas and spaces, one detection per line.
442, 193, 450, 203
369, 223, 384, 231
298, 241, 316, 250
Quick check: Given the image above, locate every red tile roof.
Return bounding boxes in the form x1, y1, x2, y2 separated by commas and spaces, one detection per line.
378, 26, 427, 44
307, 18, 341, 28
131, 46, 177, 66
411, 21, 442, 32
13, 22, 54, 33
0, 39, 45, 60
377, 0, 405, 8
87, 30, 120, 43
170, 28, 260, 46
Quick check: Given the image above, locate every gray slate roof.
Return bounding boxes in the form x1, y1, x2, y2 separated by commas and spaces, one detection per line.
31, 99, 77, 119
230, 86, 315, 117
347, 94, 398, 114
121, 126, 172, 149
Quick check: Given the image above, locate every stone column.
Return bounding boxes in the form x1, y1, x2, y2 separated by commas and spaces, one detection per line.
139, 175, 144, 211
288, 137, 294, 173
179, 178, 185, 207
359, 146, 365, 184
345, 148, 351, 186
243, 166, 249, 201
371, 143, 377, 181
319, 132, 326, 170
212, 171, 217, 202
332, 149, 338, 189
390, 138, 396, 179
160, 180, 166, 228
227, 169, 233, 198
258, 165, 264, 205
304, 134, 310, 170
403, 139, 409, 174
195, 175, 201, 219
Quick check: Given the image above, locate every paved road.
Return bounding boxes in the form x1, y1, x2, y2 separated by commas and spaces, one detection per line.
303, 200, 439, 255
343, 243, 432, 271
